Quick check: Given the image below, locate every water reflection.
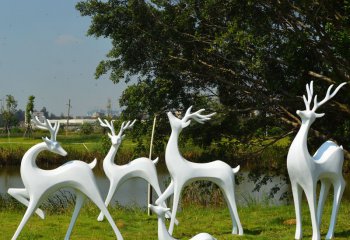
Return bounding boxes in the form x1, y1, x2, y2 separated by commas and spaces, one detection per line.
1, 165, 291, 207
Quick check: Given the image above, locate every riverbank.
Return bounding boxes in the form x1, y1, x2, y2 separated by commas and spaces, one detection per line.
1, 201, 350, 239
0, 133, 287, 169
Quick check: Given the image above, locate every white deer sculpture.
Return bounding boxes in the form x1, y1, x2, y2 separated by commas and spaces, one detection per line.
149, 204, 217, 240
287, 81, 346, 240
155, 106, 243, 235
96, 118, 176, 223
7, 116, 123, 240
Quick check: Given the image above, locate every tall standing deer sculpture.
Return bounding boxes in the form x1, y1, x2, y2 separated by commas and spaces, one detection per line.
96, 118, 176, 223
7, 117, 123, 240
155, 106, 243, 236
287, 81, 346, 240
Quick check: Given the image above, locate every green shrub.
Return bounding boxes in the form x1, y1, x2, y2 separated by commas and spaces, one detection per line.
80, 122, 94, 135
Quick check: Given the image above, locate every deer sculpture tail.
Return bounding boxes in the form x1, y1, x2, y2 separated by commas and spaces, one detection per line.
153, 157, 159, 165
89, 158, 97, 169
232, 165, 240, 174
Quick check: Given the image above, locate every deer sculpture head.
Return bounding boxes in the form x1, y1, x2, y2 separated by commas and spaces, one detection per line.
32, 116, 67, 156
297, 81, 347, 125
98, 118, 136, 146
167, 106, 216, 132
148, 204, 171, 217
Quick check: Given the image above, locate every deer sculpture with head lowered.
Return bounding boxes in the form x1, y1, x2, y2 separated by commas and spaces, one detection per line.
155, 106, 242, 236
148, 204, 216, 240
287, 81, 347, 240
7, 116, 123, 240
96, 118, 176, 223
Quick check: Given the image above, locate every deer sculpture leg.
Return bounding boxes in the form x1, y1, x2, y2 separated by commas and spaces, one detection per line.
304, 183, 320, 240
8, 188, 45, 219
97, 180, 119, 221
84, 186, 124, 240
147, 176, 178, 224
11, 195, 43, 240
220, 184, 243, 235
156, 180, 174, 206
317, 180, 331, 225
168, 182, 184, 235
65, 191, 86, 240
326, 178, 345, 239
291, 181, 303, 239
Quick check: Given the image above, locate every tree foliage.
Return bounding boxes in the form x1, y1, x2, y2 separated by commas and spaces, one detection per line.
2, 95, 18, 135
76, 0, 350, 155
24, 95, 35, 137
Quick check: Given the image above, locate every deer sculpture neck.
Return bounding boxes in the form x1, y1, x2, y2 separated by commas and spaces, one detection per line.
289, 119, 313, 161
104, 144, 120, 166
165, 110, 215, 168
21, 142, 47, 170
149, 204, 175, 240
166, 122, 184, 167
21, 117, 67, 174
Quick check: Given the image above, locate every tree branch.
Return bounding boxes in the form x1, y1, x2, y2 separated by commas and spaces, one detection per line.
308, 71, 335, 84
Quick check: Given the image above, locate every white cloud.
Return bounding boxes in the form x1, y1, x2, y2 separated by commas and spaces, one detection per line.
54, 34, 82, 45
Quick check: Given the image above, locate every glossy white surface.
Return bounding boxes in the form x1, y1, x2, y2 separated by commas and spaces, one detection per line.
287, 81, 346, 240
149, 204, 216, 240
8, 117, 123, 240
96, 119, 175, 223
156, 106, 242, 235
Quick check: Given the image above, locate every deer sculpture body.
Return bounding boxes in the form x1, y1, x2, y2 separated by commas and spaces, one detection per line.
287, 81, 346, 240
7, 117, 123, 240
149, 204, 216, 240
155, 106, 242, 235
97, 119, 175, 223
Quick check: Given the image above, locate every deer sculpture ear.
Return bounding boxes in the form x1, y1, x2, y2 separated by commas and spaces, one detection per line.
316, 113, 325, 118
42, 137, 52, 148
122, 134, 126, 140
167, 111, 177, 121
107, 133, 113, 139
42, 136, 50, 144
182, 120, 191, 128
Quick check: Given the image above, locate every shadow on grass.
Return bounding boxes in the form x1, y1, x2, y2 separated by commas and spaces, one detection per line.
240, 228, 263, 235
333, 229, 350, 238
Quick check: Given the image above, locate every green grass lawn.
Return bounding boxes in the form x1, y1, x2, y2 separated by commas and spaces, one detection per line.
1, 202, 350, 239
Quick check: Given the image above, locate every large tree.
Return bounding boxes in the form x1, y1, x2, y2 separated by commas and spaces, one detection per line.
76, 0, 350, 156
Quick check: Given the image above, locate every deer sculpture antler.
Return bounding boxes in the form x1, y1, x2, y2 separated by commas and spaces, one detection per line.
302, 81, 347, 116
32, 116, 59, 141
98, 118, 136, 138
181, 106, 216, 125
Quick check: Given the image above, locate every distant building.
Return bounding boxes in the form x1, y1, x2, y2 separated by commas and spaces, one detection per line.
86, 109, 121, 118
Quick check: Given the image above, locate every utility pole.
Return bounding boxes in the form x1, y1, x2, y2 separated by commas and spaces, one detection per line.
106, 98, 112, 117
0, 99, 3, 130
147, 115, 157, 215
66, 99, 72, 136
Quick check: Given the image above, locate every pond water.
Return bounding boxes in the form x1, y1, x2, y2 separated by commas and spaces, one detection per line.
0, 165, 290, 208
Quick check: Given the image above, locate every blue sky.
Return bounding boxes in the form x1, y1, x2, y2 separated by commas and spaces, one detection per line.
0, 0, 129, 116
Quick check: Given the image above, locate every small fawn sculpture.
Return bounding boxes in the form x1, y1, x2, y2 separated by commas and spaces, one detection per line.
155, 106, 242, 235
8, 117, 123, 240
97, 118, 175, 223
287, 81, 346, 240
149, 204, 217, 240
